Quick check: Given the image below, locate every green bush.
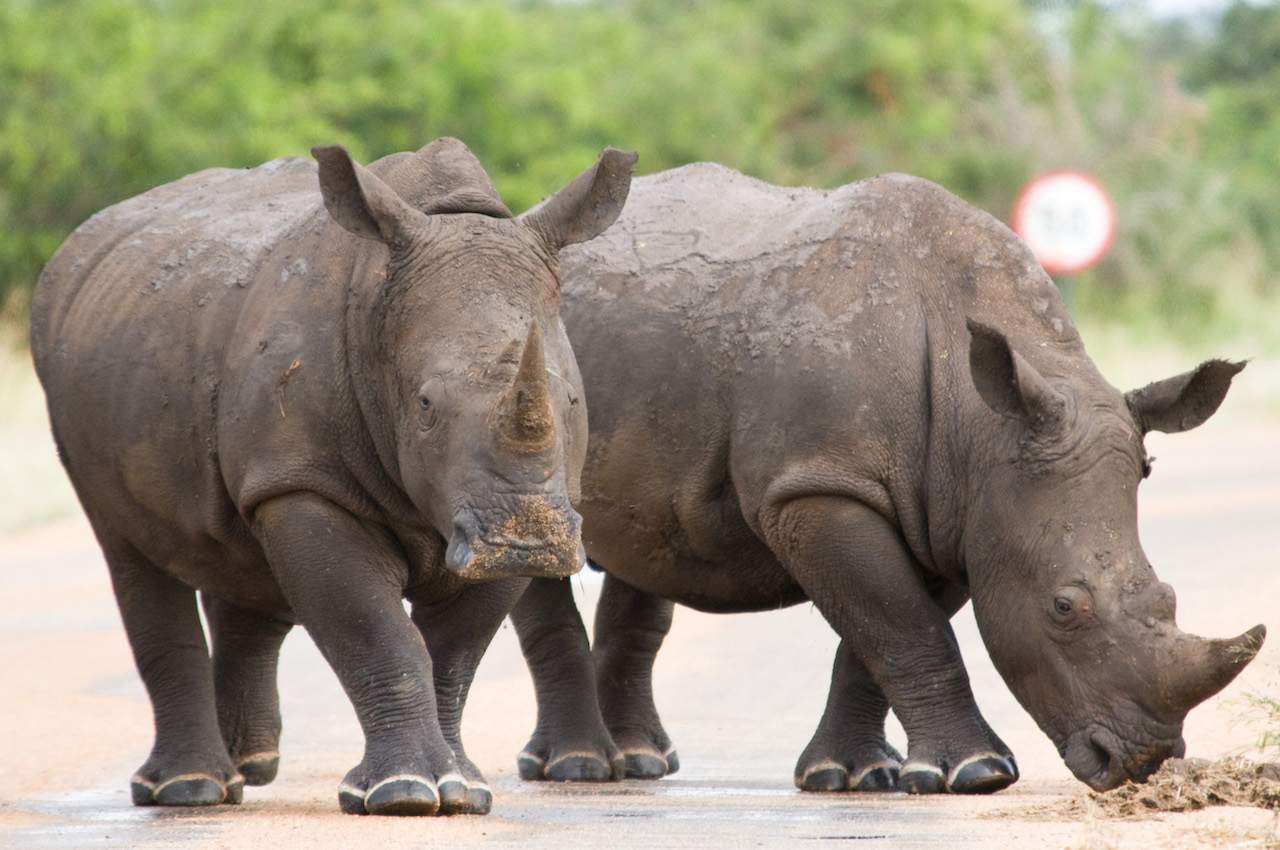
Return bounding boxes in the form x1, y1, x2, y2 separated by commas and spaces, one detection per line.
0, 0, 1276, 345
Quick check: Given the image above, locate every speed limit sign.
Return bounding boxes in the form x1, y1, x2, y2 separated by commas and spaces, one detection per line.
1012, 171, 1115, 276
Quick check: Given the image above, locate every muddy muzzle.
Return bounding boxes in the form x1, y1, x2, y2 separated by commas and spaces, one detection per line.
444, 500, 585, 581
1063, 724, 1186, 791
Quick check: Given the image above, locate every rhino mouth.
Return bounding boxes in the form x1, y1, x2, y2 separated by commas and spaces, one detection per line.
443, 499, 584, 580
1062, 724, 1185, 791
480, 533, 559, 551
444, 535, 583, 580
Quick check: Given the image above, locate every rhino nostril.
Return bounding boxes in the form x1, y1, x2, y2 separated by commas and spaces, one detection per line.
1089, 733, 1115, 769
1064, 726, 1129, 791
444, 525, 474, 573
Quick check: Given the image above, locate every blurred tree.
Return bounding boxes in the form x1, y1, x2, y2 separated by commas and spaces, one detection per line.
1029, 1, 1246, 334
0, 0, 1274, 342
1184, 0, 1280, 294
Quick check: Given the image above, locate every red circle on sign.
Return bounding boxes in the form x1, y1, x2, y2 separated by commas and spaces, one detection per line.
1012, 171, 1116, 276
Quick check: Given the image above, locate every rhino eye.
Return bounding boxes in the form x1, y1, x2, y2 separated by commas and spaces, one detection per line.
1050, 586, 1094, 632
1141, 455, 1155, 479
417, 394, 439, 431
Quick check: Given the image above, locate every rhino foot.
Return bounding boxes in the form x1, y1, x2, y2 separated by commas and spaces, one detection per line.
950, 754, 1018, 793
130, 752, 243, 807
604, 725, 679, 780
794, 740, 902, 792
801, 761, 900, 792
234, 750, 279, 786
517, 740, 625, 782
900, 751, 1018, 795
621, 747, 679, 780
339, 774, 441, 816
450, 780, 493, 816
442, 750, 493, 815
517, 700, 627, 782
338, 763, 486, 817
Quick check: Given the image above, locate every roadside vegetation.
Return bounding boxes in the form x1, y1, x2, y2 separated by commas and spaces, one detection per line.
3, 0, 1279, 531
1246, 691, 1280, 757
1, 0, 1278, 348
0, 337, 75, 531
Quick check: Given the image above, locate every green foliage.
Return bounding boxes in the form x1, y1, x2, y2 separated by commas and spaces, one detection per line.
1184, 1, 1280, 292
0, 0, 1276, 344
1243, 690, 1280, 756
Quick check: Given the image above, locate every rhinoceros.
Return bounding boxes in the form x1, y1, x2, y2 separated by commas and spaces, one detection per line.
31, 138, 635, 815
509, 164, 1265, 794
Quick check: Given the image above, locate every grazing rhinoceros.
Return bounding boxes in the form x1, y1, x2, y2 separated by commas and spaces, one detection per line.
31, 138, 636, 815
509, 164, 1265, 794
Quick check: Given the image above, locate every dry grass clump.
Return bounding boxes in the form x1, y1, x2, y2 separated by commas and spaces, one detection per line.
1018, 758, 1280, 823
1244, 691, 1280, 758
1071, 758, 1280, 820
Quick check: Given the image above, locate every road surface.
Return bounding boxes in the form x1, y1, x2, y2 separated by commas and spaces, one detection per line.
1, 417, 1277, 849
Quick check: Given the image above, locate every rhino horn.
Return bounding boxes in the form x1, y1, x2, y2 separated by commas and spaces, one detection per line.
499, 322, 555, 450
1160, 624, 1266, 713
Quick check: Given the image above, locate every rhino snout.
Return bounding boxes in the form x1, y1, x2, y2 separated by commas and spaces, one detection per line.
1062, 724, 1186, 791
444, 499, 584, 580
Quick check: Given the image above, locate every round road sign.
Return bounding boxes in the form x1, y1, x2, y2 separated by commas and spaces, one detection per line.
1011, 171, 1115, 276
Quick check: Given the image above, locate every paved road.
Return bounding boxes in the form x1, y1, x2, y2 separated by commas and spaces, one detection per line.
2, 417, 1277, 849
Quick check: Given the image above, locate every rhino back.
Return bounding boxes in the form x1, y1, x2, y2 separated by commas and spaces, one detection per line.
32, 157, 322, 358
557, 164, 1086, 605
563, 163, 1074, 365
30, 156, 369, 607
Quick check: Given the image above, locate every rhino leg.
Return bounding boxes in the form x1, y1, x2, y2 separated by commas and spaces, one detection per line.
102, 537, 242, 807
772, 496, 1017, 795
409, 578, 530, 814
201, 593, 291, 787
592, 575, 680, 779
794, 641, 903, 792
512, 577, 624, 782
255, 494, 462, 816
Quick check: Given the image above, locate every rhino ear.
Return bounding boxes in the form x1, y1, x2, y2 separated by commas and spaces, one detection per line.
1125, 359, 1245, 434
967, 318, 1066, 428
312, 145, 423, 245
522, 148, 638, 251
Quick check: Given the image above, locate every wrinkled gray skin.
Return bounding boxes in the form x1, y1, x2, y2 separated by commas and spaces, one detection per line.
510, 164, 1265, 794
31, 138, 636, 815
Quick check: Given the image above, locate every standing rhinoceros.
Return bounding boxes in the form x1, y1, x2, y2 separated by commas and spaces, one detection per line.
31, 138, 635, 815
509, 164, 1265, 794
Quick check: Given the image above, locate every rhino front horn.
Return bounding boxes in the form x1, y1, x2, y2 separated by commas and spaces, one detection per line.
499, 321, 555, 451
1162, 624, 1266, 713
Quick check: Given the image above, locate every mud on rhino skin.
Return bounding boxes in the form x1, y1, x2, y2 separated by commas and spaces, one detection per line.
510, 162, 1265, 794
30, 137, 637, 815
